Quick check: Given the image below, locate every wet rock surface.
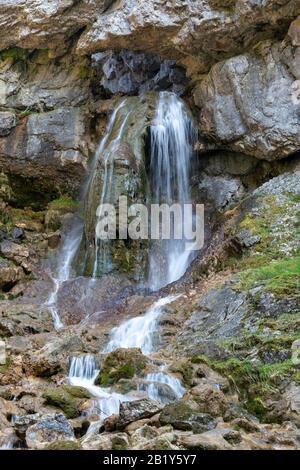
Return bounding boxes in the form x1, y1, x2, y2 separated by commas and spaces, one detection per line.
0, 0, 300, 453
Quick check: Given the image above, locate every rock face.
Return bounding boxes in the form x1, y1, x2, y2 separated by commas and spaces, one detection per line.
0, 1, 113, 53
95, 49, 189, 96
25, 413, 75, 450
194, 41, 300, 160
0, 0, 300, 455
76, 1, 300, 72
56, 275, 134, 325
0, 107, 89, 194
117, 399, 163, 429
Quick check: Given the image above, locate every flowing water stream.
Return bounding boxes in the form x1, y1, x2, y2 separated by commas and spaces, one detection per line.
67, 296, 184, 432
148, 92, 197, 290
45, 91, 195, 432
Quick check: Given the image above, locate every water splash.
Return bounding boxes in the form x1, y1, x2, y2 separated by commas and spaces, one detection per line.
104, 295, 179, 354
148, 91, 197, 290
138, 372, 185, 404
0, 441, 14, 450
68, 355, 129, 433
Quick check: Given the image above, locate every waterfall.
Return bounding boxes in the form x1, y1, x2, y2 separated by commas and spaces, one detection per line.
138, 372, 185, 404
91, 100, 127, 278
45, 220, 83, 329
66, 295, 184, 432
148, 91, 197, 290
68, 354, 130, 433
104, 295, 179, 354
81, 95, 153, 279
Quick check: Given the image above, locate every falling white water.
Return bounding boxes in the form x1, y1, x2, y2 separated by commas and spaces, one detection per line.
92, 100, 129, 278
104, 295, 179, 354
45, 221, 83, 329
148, 91, 197, 291
68, 355, 129, 433
66, 295, 183, 432
138, 372, 185, 404
0, 439, 14, 450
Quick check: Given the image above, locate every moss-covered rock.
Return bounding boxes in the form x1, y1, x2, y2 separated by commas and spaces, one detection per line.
96, 348, 148, 387
159, 400, 216, 433
62, 385, 91, 399
42, 387, 80, 419
45, 197, 78, 231
45, 440, 82, 450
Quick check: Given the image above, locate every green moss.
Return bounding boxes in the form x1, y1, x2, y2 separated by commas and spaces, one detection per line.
235, 256, 300, 298
190, 355, 299, 421
42, 387, 79, 419
99, 364, 135, 387
62, 385, 91, 399
171, 361, 193, 387
19, 108, 35, 119
111, 435, 129, 451
224, 193, 300, 274
292, 371, 300, 384
0, 358, 10, 374
0, 47, 27, 62
47, 197, 78, 213
97, 348, 147, 387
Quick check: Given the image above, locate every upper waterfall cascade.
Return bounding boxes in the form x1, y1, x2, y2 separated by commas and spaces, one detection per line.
148, 92, 197, 290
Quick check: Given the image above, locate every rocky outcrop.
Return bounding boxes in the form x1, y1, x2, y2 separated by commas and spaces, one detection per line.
25, 413, 75, 450
76, 1, 300, 73
194, 40, 300, 160
0, 1, 114, 54
94, 49, 188, 96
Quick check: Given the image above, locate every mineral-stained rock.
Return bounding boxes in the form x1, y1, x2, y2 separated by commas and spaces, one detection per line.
81, 431, 129, 451
0, 240, 36, 272
13, 413, 42, 438
25, 413, 75, 450
0, 1, 114, 53
189, 383, 229, 417
196, 175, 244, 209
22, 334, 84, 377
178, 430, 233, 450
194, 41, 300, 161
0, 302, 53, 337
0, 107, 89, 195
0, 262, 24, 291
178, 288, 248, 354
76, 0, 300, 73
289, 15, 300, 46
94, 49, 188, 96
56, 275, 134, 325
116, 399, 163, 429
0, 340, 6, 365
159, 400, 216, 433
0, 111, 16, 137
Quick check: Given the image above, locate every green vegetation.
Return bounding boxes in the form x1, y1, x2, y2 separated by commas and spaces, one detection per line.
235, 256, 300, 298
62, 385, 91, 399
191, 354, 299, 421
99, 364, 136, 387
47, 197, 79, 213
96, 348, 147, 387
42, 387, 80, 419
0, 47, 26, 62
19, 108, 35, 119
171, 360, 193, 387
